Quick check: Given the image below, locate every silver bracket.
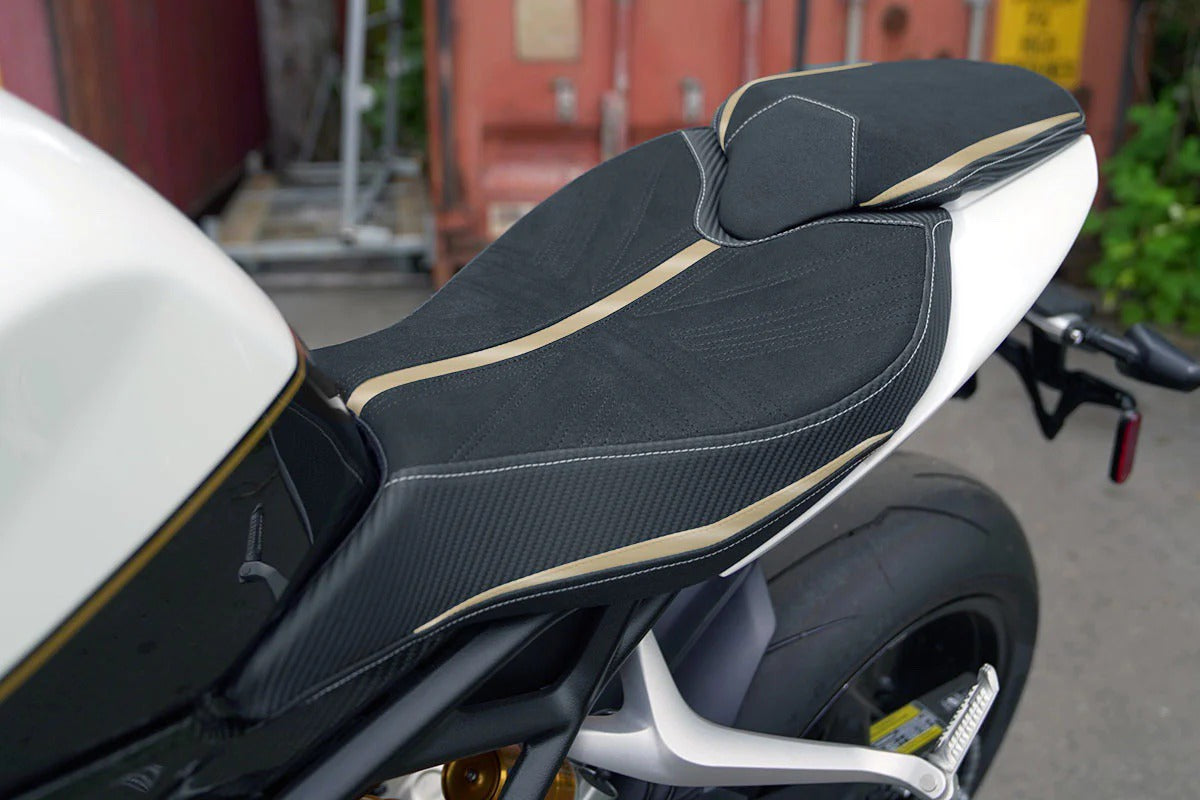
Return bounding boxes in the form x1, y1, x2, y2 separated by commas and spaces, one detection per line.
570, 633, 957, 799
1025, 309, 1087, 346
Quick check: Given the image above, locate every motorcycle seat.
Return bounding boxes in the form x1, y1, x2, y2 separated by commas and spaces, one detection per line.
232, 60, 1083, 713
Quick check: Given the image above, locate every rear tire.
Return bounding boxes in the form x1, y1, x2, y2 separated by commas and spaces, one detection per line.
736, 451, 1038, 799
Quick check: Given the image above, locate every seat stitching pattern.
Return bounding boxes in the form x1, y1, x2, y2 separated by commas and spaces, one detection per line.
723, 94, 859, 204
362, 231, 697, 404
449, 349, 562, 461
301, 454, 867, 707
680, 272, 912, 338
692, 305, 920, 361
597, 157, 666, 294
679, 284, 914, 350
294, 219, 945, 707
631, 246, 739, 313
628, 325, 749, 428
642, 235, 884, 316
680, 130, 914, 247
889, 123, 1079, 208
380, 219, 944, 491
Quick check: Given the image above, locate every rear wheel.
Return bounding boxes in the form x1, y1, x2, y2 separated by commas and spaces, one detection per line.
736, 452, 1039, 799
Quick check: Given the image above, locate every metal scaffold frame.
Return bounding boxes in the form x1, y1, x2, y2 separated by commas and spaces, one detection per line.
210, 0, 432, 274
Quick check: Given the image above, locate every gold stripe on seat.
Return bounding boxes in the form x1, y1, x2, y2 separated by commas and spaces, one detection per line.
346, 238, 721, 413
717, 62, 872, 148
413, 431, 890, 633
862, 112, 1081, 206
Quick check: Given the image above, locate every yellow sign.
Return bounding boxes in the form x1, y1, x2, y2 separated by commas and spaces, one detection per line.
993, 0, 1090, 89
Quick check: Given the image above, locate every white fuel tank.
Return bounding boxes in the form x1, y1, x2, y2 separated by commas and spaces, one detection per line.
0, 93, 296, 677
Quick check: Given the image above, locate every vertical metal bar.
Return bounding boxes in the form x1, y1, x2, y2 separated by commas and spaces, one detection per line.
602, 0, 632, 160
844, 0, 865, 63
382, 0, 402, 157
794, 0, 810, 69
1113, 0, 1146, 151
965, 0, 991, 61
742, 0, 763, 82
298, 54, 338, 164
435, 0, 459, 207
340, 0, 368, 240
612, 0, 631, 101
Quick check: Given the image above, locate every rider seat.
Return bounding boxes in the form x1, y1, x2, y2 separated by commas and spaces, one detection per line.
230, 59, 1084, 716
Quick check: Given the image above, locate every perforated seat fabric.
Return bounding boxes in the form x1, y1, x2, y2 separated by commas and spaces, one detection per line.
227, 60, 1083, 717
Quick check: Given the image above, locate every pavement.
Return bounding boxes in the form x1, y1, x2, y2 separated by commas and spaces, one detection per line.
267, 284, 1199, 800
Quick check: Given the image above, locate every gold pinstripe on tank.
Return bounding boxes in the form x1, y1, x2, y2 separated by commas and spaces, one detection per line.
0, 345, 308, 706
717, 62, 872, 148
861, 112, 1082, 206
413, 431, 891, 633
346, 238, 721, 413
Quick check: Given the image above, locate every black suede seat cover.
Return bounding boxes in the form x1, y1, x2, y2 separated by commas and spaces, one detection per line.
226, 60, 1082, 719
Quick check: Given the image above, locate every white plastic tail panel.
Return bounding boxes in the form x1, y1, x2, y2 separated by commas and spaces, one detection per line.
0, 93, 296, 677
726, 134, 1099, 574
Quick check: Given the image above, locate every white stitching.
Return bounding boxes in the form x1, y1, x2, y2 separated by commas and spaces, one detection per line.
382, 217, 936, 488
890, 123, 1079, 209
723, 95, 858, 205
681, 130, 895, 246
303, 453, 870, 705
383, 219, 943, 491
300, 219, 947, 705
681, 131, 711, 237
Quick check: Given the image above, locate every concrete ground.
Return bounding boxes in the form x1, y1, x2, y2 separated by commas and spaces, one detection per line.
268, 284, 1199, 800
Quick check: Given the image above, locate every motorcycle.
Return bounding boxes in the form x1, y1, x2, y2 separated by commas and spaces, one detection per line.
0, 59, 1196, 800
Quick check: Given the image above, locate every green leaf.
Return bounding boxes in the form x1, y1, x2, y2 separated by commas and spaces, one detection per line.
1086, 86, 1200, 332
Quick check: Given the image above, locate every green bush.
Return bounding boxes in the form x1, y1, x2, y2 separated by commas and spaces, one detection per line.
364, 0, 426, 151
1085, 92, 1200, 333
1085, 0, 1200, 333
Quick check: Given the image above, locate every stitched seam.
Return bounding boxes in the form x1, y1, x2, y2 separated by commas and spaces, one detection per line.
723, 95, 858, 205
682, 131, 712, 239
297, 219, 945, 704
694, 305, 920, 360
301, 454, 869, 706
292, 219, 946, 710
890, 123, 1080, 208
681, 131, 910, 247
686, 296, 916, 352
597, 158, 665, 294
382, 218, 944, 490
286, 405, 367, 485
682, 272, 913, 338
633, 247, 738, 311
649, 220, 918, 316
450, 349, 561, 461
364, 232, 696, 406
642, 247, 823, 314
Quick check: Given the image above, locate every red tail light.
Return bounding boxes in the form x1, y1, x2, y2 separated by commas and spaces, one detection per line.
1109, 409, 1142, 484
